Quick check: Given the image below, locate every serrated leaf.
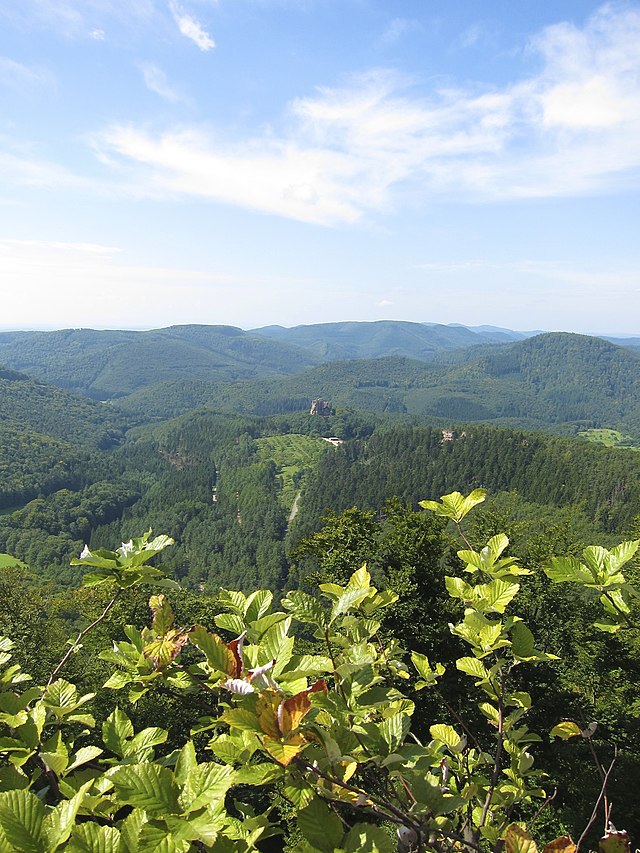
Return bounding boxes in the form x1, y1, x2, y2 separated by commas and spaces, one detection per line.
262, 734, 307, 766
214, 613, 245, 636
110, 764, 180, 815
219, 707, 262, 733
234, 763, 283, 786
456, 657, 488, 679
430, 724, 463, 749
380, 713, 410, 751
544, 557, 592, 584
43, 780, 93, 849
189, 626, 237, 676
181, 763, 235, 813
281, 591, 327, 626
420, 489, 486, 522
244, 590, 273, 622
102, 707, 134, 758
481, 579, 520, 614
128, 727, 168, 758
0, 789, 45, 853
298, 797, 344, 852
66, 823, 121, 853
149, 594, 174, 635
66, 746, 103, 773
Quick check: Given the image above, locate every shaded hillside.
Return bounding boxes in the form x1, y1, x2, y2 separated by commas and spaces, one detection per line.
0, 367, 130, 511
0, 325, 317, 398
0, 366, 129, 447
114, 333, 640, 437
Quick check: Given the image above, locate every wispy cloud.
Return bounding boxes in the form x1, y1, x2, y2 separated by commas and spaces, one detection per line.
85, 4, 640, 224
169, 1, 215, 50
0, 57, 54, 92
415, 257, 640, 291
140, 63, 185, 102
377, 18, 421, 48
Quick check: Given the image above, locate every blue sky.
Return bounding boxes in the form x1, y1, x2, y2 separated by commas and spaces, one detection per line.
1, 0, 639, 333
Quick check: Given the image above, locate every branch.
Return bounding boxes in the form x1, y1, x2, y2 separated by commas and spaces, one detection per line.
479, 662, 505, 828
576, 750, 617, 853
47, 589, 122, 686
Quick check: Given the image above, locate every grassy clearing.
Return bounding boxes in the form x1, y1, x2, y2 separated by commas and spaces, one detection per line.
255, 434, 331, 510
578, 428, 640, 450
0, 553, 27, 568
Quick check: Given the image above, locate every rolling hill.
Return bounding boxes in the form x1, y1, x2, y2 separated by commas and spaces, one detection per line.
114, 332, 640, 437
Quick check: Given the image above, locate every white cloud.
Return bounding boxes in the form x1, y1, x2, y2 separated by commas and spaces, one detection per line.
85, 4, 640, 224
378, 18, 420, 48
415, 257, 640, 291
169, 0, 215, 50
0, 0, 155, 38
0, 57, 54, 92
140, 63, 183, 102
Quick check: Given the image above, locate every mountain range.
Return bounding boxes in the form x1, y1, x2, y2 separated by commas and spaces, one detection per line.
0, 322, 639, 437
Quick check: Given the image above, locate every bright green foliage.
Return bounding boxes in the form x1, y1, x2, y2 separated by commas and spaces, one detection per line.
0, 493, 636, 851
544, 540, 640, 632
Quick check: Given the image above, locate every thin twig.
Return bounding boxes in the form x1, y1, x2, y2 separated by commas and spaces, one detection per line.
479, 662, 505, 828
576, 750, 617, 853
47, 589, 122, 686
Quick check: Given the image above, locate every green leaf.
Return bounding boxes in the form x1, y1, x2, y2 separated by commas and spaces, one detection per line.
344, 824, 395, 852
481, 579, 520, 614
149, 595, 174, 635
298, 798, 344, 852
66, 746, 103, 773
180, 763, 235, 813
430, 724, 464, 750
411, 652, 445, 689
282, 591, 327, 626
456, 657, 488, 680
66, 824, 121, 853
420, 489, 486, 522
380, 713, 410, 752
244, 590, 273, 622
214, 613, 245, 636
43, 780, 93, 850
544, 557, 592, 584
110, 764, 180, 816
0, 789, 45, 853
43, 680, 94, 718
102, 707, 134, 758
234, 763, 283, 786
128, 727, 168, 759
550, 721, 582, 740
189, 626, 233, 674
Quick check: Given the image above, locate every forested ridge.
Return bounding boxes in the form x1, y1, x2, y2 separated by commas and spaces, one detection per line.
0, 330, 639, 850
2, 326, 640, 440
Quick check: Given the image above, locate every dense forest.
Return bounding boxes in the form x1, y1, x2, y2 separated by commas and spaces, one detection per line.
0, 324, 639, 849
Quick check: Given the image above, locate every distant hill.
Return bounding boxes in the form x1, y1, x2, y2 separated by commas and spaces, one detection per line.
251, 320, 529, 361
115, 332, 640, 436
0, 326, 318, 398
0, 366, 130, 510
2, 324, 639, 436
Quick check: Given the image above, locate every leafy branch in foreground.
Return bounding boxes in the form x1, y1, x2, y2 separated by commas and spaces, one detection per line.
0, 494, 636, 851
